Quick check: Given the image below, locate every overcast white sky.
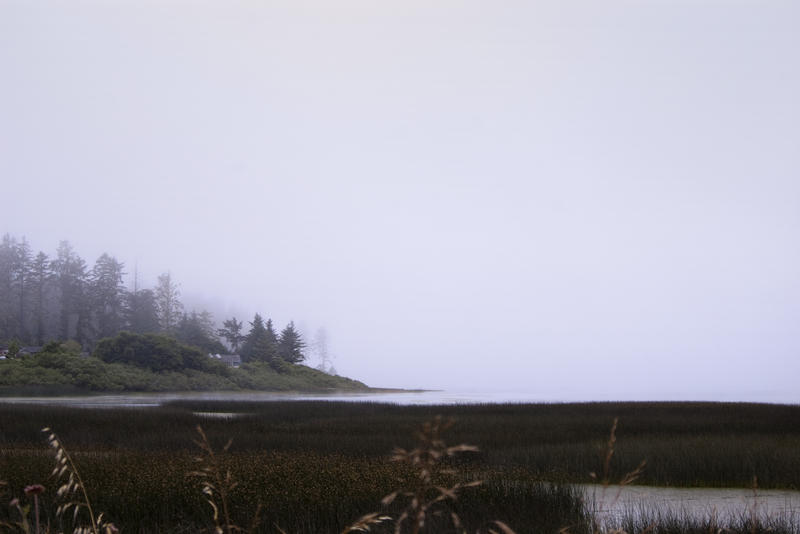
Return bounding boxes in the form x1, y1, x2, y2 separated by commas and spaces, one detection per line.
1, 0, 798, 401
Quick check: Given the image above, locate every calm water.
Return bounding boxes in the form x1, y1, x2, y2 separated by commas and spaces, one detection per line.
0, 389, 559, 408
583, 484, 800, 525
3, 389, 797, 408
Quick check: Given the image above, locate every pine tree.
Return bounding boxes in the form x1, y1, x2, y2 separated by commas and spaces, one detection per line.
278, 321, 305, 364
154, 272, 182, 335
124, 289, 161, 334
51, 241, 90, 344
91, 253, 126, 340
0, 235, 18, 341
29, 252, 51, 345
176, 310, 226, 354
12, 237, 32, 342
217, 317, 245, 353
240, 313, 277, 363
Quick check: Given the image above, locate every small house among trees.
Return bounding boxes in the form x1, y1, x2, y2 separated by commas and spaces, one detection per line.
210, 353, 242, 368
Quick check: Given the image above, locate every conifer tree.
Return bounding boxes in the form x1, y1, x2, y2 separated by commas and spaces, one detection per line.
51, 241, 90, 344
29, 252, 51, 345
240, 313, 277, 363
278, 321, 305, 364
124, 289, 161, 334
91, 253, 126, 339
154, 272, 182, 335
218, 317, 245, 353
12, 237, 32, 342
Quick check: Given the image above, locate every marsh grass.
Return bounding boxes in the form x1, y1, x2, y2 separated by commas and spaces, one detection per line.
2, 401, 798, 488
0, 401, 798, 533
595, 501, 800, 534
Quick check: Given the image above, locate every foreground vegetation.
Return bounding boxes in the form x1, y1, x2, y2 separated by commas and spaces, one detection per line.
0, 401, 798, 533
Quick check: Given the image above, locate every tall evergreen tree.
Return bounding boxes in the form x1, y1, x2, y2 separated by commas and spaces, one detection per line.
90, 253, 126, 340
12, 237, 32, 342
240, 313, 277, 363
278, 321, 305, 364
217, 317, 245, 353
0, 235, 18, 341
154, 272, 182, 335
176, 310, 226, 354
264, 318, 278, 348
51, 241, 90, 344
124, 288, 160, 334
29, 252, 52, 345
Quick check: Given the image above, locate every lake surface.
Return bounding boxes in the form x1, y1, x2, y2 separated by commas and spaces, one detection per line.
1, 389, 796, 408
583, 484, 800, 525
0, 389, 563, 407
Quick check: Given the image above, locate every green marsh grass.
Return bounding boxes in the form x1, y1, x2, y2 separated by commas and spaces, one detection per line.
0, 401, 798, 532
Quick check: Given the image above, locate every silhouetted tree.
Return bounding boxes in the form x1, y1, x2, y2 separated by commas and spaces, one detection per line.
12, 237, 32, 342
240, 313, 277, 363
91, 253, 126, 340
154, 272, 182, 334
176, 310, 226, 354
218, 317, 245, 353
124, 289, 160, 334
51, 241, 90, 344
278, 321, 305, 364
29, 252, 51, 345
0, 235, 18, 341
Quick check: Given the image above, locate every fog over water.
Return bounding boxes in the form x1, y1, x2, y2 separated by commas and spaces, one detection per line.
2, 1, 798, 400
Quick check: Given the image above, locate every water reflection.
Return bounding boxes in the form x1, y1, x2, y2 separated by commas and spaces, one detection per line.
582, 484, 800, 524
0, 390, 555, 408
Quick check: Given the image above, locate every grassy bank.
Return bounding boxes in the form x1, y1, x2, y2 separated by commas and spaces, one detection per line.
0, 335, 370, 394
0, 401, 798, 533
0, 355, 369, 394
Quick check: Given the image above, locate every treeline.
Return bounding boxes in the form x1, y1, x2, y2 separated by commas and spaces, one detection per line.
0, 234, 306, 364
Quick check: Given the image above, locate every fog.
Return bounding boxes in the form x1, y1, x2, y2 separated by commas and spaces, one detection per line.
2, 0, 798, 400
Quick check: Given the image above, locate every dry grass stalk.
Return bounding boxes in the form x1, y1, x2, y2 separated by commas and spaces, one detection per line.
189, 425, 238, 534
341, 512, 392, 533
584, 418, 648, 534
344, 416, 516, 534
42, 427, 117, 534
189, 425, 264, 534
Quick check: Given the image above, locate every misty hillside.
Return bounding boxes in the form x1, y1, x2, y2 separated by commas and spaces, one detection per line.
0, 235, 365, 392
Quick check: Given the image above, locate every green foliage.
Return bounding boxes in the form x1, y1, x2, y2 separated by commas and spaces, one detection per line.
154, 272, 182, 335
90, 253, 126, 339
0, 236, 323, 382
240, 314, 277, 363
93, 331, 215, 373
217, 317, 245, 353
124, 289, 160, 334
0, 334, 368, 394
175, 311, 227, 355
277, 321, 305, 364
7, 339, 20, 358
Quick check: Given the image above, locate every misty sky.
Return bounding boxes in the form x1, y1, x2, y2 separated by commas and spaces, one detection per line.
1, 0, 798, 401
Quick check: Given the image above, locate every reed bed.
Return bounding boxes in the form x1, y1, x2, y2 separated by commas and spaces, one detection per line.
1, 401, 798, 487
0, 400, 798, 533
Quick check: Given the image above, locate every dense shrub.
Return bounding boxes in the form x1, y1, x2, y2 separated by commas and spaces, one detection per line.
93, 331, 221, 372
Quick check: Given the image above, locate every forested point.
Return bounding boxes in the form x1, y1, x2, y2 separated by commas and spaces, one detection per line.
0, 234, 355, 392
